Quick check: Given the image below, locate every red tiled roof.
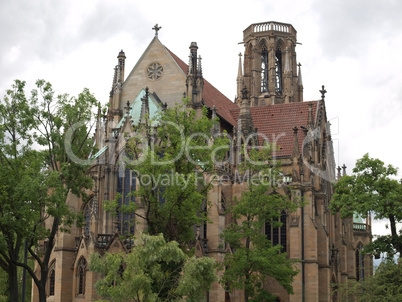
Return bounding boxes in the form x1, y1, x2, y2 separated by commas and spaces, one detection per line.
229, 101, 318, 158
165, 47, 238, 126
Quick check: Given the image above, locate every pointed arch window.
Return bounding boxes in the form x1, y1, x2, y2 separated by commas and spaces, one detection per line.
49, 269, 55, 296
47, 260, 56, 297
275, 48, 283, 94
261, 44, 269, 93
265, 210, 287, 252
116, 168, 136, 235
356, 244, 364, 281
77, 258, 87, 295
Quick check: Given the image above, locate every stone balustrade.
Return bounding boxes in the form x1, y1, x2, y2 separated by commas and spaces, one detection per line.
243, 21, 296, 39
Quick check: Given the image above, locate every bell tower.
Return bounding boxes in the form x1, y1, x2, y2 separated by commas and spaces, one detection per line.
238, 21, 303, 106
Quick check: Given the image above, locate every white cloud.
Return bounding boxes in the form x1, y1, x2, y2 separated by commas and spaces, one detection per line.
1, 0, 401, 238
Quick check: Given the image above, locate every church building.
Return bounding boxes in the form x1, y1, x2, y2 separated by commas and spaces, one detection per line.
32, 21, 372, 302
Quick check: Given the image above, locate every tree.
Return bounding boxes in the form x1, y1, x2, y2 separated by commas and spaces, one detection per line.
330, 154, 402, 258
0, 80, 38, 302
0, 80, 98, 302
89, 233, 217, 302
106, 100, 228, 247
221, 144, 299, 302
335, 260, 402, 301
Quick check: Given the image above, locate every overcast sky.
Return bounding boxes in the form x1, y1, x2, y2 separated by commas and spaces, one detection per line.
1, 0, 401, 238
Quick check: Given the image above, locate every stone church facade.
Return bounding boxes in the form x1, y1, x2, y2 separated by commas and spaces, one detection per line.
32, 21, 372, 302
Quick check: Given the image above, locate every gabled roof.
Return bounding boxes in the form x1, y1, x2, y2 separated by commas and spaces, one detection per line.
165, 48, 238, 126
229, 101, 318, 158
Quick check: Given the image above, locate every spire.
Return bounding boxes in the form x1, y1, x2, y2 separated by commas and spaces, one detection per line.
189, 42, 198, 77
186, 42, 204, 106
236, 53, 243, 104
297, 63, 303, 86
187, 54, 192, 76
298, 62, 304, 102
197, 55, 203, 76
292, 126, 300, 158
237, 53, 243, 79
140, 87, 150, 125
117, 49, 126, 83
110, 65, 118, 98
236, 86, 255, 137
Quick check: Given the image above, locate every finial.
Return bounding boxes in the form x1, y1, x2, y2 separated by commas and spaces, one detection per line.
237, 52, 243, 79
152, 24, 162, 36
145, 86, 149, 98
342, 164, 347, 176
319, 85, 327, 100
125, 101, 131, 113
197, 55, 203, 76
337, 166, 342, 180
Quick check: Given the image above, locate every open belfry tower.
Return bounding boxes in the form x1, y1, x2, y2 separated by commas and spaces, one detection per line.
236, 22, 303, 107
32, 21, 372, 302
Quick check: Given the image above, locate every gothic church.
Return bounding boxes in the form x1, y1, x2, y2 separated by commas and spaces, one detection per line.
32, 21, 372, 302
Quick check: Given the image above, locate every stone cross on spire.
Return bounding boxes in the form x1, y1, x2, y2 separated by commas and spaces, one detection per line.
319, 85, 327, 100
152, 24, 162, 36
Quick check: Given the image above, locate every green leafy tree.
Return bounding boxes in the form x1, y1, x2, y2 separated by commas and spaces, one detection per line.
330, 154, 402, 258
89, 233, 217, 302
221, 144, 299, 302
107, 100, 229, 247
336, 260, 402, 301
0, 80, 98, 302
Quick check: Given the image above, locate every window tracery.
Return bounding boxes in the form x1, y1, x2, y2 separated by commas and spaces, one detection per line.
265, 210, 287, 252
261, 44, 268, 93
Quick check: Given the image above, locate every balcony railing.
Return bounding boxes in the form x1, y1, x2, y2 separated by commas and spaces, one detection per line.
243, 21, 296, 39
353, 223, 370, 233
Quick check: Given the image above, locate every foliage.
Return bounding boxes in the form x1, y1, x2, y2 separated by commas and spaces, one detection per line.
0, 80, 98, 302
89, 233, 217, 302
330, 154, 402, 257
221, 144, 299, 302
336, 260, 402, 301
106, 100, 229, 247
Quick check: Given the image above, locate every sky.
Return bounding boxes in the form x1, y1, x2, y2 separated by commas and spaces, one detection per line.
1, 0, 401, 239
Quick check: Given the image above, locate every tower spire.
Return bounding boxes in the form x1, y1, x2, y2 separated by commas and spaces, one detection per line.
236, 53, 243, 105
117, 49, 126, 83
186, 42, 204, 106
297, 62, 304, 102
297, 63, 303, 86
